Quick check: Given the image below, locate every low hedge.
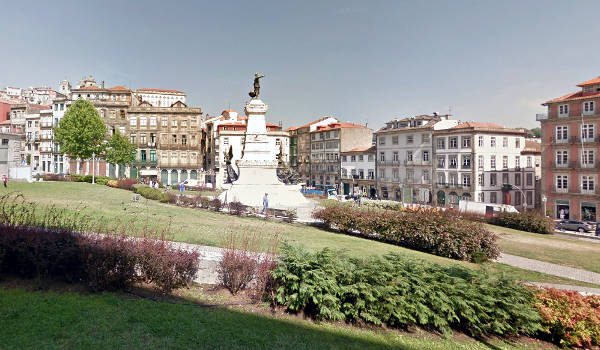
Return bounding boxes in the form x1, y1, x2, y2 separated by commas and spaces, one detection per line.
0, 225, 199, 293
133, 185, 169, 202
270, 245, 541, 337
489, 211, 554, 234
313, 206, 499, 262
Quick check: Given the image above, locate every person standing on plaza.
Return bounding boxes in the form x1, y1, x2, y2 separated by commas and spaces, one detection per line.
2, 174, 7, 188
179, 182, 184, 194
262, 193, 269, 214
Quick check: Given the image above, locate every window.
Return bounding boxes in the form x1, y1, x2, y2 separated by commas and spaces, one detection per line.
502, 156, 508, 169
392, 169, 399, 180
437, 173, 445, 185
462, 137, 471, 148
351, 155, 356, 162
391, 135, 398, 145
406, 135, 414, 144
502, 137, 508, 148
515, 156, 520, 169
582, 124, 595, 140
478, 155, 484, 169
490, 173, 497, 186
140, 117, 147, 127
556, 126, 568, 142
515, 192, 522, 206
527, 156, 532, 168
380, 152, 385, 162
379, 136, 386, 145
379, 169, 385, 179
490, 137, 496, 147
583, 101, 595, 114
462, 175, 471, 187
556, 175, 568, 191
172, 120, 177, 127
515, 173, 521, 186
490, 155, 496, 169
423, 170, 430, 182
341, 155, 347, 162
526, 173, 533, 186
515, 138, 520, 148
406, 169, 414, 182
140, 134, 147, 144
341, 168, 347, 178
150, 150, 156, 162
526, 191, 533, 206
368, 154, 374, 162
172, 134, 177, 144
478, 174, 484, 186
421, 134, 430, 143
150, 117, 157, 127
582, 175, 595, 192
449, 137, 458, 148
405, 151, 411, 162
556, 150, 568, 166
582, 149, 595, 166
140, 150, 147, 162
368, 169, 374, 179
478, 192, 484, 202
1, 139, 7, 145
462, 155, 471, 168
490, 192, 497, 203
478, 136, 484, 147
449, 155, 457, 168
559, 104, 569, 116
422, 151, 429, 162
162, 118, 168, 127
129, 117, 137, 126
182, 135, 187, 145
502, 173, 509, 185
437, 138, 445, 149
359, 155, 363, 161
130, 134, 136, 144
437, 156, 445, 168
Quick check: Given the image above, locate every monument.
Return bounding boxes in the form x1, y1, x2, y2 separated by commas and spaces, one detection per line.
219, 74, 311, 209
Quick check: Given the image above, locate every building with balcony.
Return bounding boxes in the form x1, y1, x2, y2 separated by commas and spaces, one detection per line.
309, 121, 372, 191
127, 101, 203, 184
433, 122, 532, 209
286, 116, 339, 185
24, 112, 41, 172
375, 114, 457, 202
539, 76, 600, 221
133, 89, 186, 107
340, 146, 376, 197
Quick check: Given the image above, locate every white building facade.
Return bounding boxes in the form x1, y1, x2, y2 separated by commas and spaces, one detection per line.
134, 89, 186, 107
340, 146, 376, 197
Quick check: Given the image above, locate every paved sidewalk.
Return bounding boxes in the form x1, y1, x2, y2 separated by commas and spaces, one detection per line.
526, 282, 600, 296
497, 253, 600, 285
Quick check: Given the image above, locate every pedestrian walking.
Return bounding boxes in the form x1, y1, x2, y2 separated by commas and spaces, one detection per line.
2, 174, 6, 188
179, 182, 184, 193
262, 193, 269, 214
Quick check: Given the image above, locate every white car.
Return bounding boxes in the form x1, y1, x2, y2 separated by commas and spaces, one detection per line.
181, 179, 201, 188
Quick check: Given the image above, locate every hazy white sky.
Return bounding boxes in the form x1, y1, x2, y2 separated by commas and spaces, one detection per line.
2, 0, 599, 129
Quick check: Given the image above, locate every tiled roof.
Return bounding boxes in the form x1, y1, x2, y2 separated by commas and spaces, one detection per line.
73, 85, 102, 91
266, 122, 281, 129
107, 86, 130, 91
452, 122, 504, 129
545, 90, 600, 104
286, 116, 338, 131
577, 76, 600, 87
345, 145, 376, 153
523, 140, 542, 153
312, 122, 367, 132
137, 88, 184, 94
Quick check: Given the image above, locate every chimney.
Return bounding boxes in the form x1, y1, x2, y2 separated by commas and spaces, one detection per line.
101, 81, 105, 89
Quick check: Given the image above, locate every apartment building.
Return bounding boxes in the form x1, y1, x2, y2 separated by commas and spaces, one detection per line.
309, 121, 372, 191
127, 100, 203, 184
0, 124, 25, 176
538, 76, 600, 221
287, 116, 339, 185
24, 112, 40, 172
340, 146, 376, 197
433, 122, 533, 209
375, 114, 457, 202
134, 89, 186, 107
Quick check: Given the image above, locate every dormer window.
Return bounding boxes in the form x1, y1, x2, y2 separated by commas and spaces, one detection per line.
558, 104, 569, 117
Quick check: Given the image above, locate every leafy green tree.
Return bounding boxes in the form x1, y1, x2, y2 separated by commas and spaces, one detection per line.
54, 99, 107, 161
104, 132, 137, 177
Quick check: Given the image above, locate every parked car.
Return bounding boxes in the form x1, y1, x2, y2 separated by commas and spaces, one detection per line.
595, 223, 600, 237
556, 220, 593, 233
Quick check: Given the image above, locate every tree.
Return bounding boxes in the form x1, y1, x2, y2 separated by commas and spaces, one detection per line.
54, 99, 107, 161
104, 132, 136, 177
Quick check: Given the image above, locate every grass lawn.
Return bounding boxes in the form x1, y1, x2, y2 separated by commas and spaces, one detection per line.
0, 286, 557, 350
3, 181, 597, 288
488, 224, 600, 274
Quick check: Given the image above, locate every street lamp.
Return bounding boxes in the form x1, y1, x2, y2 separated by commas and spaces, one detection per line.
92, 152, 96, 184
503, 183, 526, 210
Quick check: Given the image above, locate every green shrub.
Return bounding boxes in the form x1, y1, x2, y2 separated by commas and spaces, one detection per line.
134, 185, 169, 202
535, 287, 600, 348
489, 211, 554, 234
271, 245, 542, 337
313, 206, 499, 262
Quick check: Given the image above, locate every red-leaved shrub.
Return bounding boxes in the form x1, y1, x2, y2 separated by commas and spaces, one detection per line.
535, 287, 600, 348
117, 178, 139, 191
210, 198, 223, 212
313, 206, 499, 262
228, 201, 246, 216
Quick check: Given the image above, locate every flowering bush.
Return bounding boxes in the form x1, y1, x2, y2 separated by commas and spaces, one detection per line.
312, 206, 499, 262
116, 178, 138, 191
41, 174, 66, 181
535, 287, 600, 348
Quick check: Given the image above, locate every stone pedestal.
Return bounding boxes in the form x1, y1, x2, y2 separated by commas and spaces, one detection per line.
219, 99, 310, 209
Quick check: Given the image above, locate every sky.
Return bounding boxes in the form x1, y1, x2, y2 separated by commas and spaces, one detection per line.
2, 0, 600, 129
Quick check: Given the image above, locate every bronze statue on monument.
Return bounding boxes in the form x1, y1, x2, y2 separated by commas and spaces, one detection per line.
248, 73, 264, 99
